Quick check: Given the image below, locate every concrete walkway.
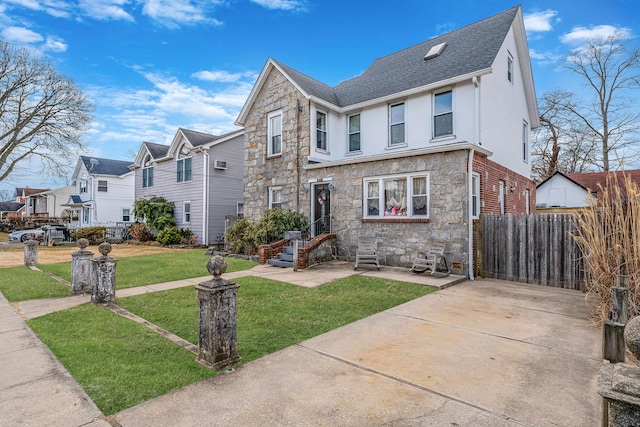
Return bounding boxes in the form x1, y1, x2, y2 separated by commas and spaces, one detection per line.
1, 263, 601, 426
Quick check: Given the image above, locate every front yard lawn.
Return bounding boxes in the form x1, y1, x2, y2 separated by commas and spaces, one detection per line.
28, 274, 435, 415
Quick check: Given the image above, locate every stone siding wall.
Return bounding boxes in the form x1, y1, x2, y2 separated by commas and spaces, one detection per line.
243, 68, 310, 221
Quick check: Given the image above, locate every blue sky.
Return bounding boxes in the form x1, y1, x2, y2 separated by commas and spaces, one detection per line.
0, 0, 638, 196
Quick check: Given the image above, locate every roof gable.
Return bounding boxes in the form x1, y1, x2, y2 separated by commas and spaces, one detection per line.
75, 156, 133, 179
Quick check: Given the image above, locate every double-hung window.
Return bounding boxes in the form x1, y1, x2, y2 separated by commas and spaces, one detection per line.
507, 52, 514, 83
142, 155, 154, 188
471, 172, 480, 219
177, 144, 192, 183
79, 180, 87, 194
364, 173, 429, 218
183, 201, 191, 223
348, 114, 361, 152
122, 209, 131, 222
316, 111, 327, 151
433, 90, 453, 138
98, 180, 108, 192
522, 120, 529, 162
269, 187, 282, 209
389, 103, 405, 146
268, 110, 282, 156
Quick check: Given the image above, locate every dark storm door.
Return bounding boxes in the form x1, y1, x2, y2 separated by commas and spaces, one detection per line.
313, 183, 331, 236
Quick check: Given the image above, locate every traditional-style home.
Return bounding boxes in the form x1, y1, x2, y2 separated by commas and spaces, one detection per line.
23, 186, 76, 218
0, 201, 24, 219
13, 187, 49, 205
131, 128, 245, 245
64, 156, 135, 227
235, 5, 538, 275
537, 170, 640, 211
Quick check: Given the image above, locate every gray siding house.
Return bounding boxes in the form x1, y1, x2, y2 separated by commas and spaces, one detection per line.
131, 128, 245, 245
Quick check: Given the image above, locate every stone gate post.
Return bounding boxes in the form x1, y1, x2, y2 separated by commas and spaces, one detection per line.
196, 256, 242, 370
71, 238, 93, 294
91, 242, 117, 305
23, 239, 38, 267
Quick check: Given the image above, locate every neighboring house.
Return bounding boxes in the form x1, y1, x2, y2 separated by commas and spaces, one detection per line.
64, 156, 135, 227
24, 186, 76, 219
13, 187, 49, 206
536, 172, 591, 211
131, 128, 245, 245
236, 5, 538, 275
0, 201, 24, 220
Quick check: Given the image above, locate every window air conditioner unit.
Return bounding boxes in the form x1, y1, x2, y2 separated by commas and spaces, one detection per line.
214, 160, 227, 170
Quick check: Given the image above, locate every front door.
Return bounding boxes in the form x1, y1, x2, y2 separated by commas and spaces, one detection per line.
313, 183, 331, 236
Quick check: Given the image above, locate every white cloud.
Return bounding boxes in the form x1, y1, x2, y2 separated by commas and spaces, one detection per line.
192, 69, 256, 83
523, 10, 558, 33
42, 36, 68, 52
1, 26, 43, 43
3, 0, 73, 18
141, 0, 222, 28
250, 0, 306, 11
561, 25, 633, 45
77, 0, 134, 21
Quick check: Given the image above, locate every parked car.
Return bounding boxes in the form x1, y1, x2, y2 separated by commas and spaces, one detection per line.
8, 224, 68, 243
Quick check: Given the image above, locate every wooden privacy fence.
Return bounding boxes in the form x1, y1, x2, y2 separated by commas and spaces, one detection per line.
477, 213, 586, 291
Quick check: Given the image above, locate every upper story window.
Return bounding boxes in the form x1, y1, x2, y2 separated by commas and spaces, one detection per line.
364, 173, 429, 218
316, 111, 327, 151
389, 103, 405, 146
79, 179, 87, 194
177, 144, 192, 183
471, 172, 480, 219
268, 110, 282, 156
269, 187, 282, 209
98, 180, 108, 192
507, 51, 514, 83
143, 155, 154, 188
433, 90, 453, 138
348, 114, 361, 153
522, 120, 529, 162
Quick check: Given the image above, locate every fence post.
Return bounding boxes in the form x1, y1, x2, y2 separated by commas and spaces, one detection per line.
603, 275, 629, 363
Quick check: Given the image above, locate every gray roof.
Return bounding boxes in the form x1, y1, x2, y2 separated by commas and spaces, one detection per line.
275, 5, 519, 107
80, 156, 133, 176
142, 141, 170, 159
0, 201, 24, 212
179, 128, 220, 148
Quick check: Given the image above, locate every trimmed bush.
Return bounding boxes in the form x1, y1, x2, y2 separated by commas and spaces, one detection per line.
156, 227, 193, 246
71, 226, 107, 243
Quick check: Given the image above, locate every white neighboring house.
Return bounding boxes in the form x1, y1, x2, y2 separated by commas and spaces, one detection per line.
536, 172, 590, 211
24, 186, 75, 219
64, 156, 135, 227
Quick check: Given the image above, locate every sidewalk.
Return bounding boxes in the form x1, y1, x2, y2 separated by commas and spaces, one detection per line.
1, 263, 601, 426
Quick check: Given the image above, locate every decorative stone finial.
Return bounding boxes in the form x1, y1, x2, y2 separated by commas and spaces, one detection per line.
77, 238, 89, 250
207, 255, 227, 279
625, 317, 640, 360
98, 242, 112, 257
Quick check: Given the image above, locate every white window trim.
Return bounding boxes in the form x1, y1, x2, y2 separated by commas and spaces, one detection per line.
507, 51, 514, 84
432, 89, 454, 140
499, 180, 505, 215
177, 144, 192, 183
97, 180, 108, 192
269, 187, 282, 209
472, 172, 480, 219
183, 201, 191, 224
122, 208, 131, 222
316, 110, 328, 152
363, 173, 429, 219
388, 102, 406, 147
267, 110, 283, 157
347, 113, 361, 154
237, 201, 244, 218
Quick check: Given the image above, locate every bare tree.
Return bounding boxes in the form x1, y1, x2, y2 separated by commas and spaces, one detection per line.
0, 39, 92, 183
532, 90, 598, 181
562, 34, 640, 171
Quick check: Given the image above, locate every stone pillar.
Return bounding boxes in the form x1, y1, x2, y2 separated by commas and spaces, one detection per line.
599, 316, 640, 426
71, 238, 94, 294
196, 256, 242, 370
91, 242, 117, 305
23, 239, 39, 267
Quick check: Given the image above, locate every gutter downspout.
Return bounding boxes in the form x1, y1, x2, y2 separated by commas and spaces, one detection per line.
203, 151, 209, 245
468, 149, 475, 281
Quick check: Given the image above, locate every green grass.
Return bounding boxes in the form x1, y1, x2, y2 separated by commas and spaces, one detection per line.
28, 305, 214, 415
0, 267, 71, 302
119, 275, 435, 363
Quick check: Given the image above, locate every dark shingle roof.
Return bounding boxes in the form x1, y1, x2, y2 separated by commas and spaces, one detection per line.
0, 201, 24, 212
142, 141, 170, 159
566, 170, 640, 201
179, 128, 220, 148
277, 5, 519, 107
80, 156, 133, 176
14, 187, 50, 197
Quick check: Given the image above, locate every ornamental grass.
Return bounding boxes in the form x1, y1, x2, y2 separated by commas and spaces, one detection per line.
572, 173, 640, 324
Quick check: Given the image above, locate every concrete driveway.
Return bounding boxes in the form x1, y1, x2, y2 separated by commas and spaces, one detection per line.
114, 278, 602, 426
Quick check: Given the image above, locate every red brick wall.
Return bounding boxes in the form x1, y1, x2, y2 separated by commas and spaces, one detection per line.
472, 153, 536, 215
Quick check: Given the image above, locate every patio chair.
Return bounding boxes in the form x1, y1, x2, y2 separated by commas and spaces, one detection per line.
354, 235, 380, 270
411, 240, 450, 276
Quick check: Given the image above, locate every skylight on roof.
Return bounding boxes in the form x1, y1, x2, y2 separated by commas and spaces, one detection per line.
424, 42, 447, 60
